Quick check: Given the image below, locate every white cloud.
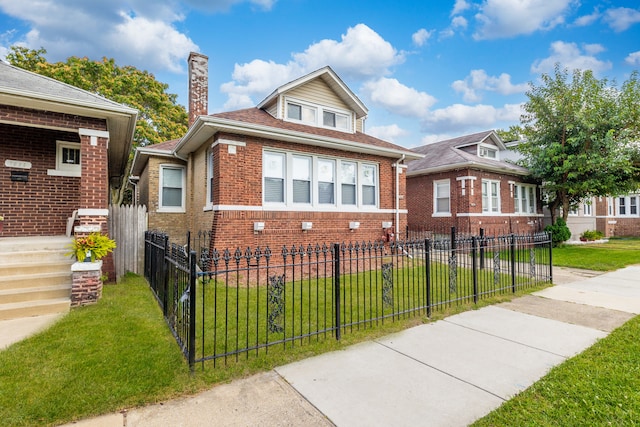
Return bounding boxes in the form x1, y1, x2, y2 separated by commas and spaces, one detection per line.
421, 103, 523, 134
183, 0, 276, 12
292, 24, 404, 79
603, 7, 640, 32
573, 10, 600, 27
221, 24, 404, 108
625, 51, 640, 66
451, 0, 471, 16
531, 41, 612, 75
451, 16, 468, 29
473, 0, 574, 40
220, 59, 303, 109
452, 69, 528, 102
367, 124, 410, 143
412, 28, 433, 47
0, 0, 199, 72
361, 77, 437, 118
109, 12, 198, 73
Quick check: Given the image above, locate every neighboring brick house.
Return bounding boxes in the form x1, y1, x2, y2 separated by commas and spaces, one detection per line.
406, 130, 544, 236
0, 61, 137, 240
131, 53, 421, 249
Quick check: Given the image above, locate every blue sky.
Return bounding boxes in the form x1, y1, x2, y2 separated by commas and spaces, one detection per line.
1, 0, 639, 148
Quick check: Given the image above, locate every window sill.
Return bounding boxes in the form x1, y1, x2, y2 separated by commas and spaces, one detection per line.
157, 208, 186, 214
47, 169, 80, 177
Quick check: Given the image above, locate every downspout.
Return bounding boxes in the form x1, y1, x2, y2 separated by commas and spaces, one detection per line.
394, 154, 405, 238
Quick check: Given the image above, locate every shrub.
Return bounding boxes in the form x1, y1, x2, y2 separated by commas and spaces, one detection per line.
581, 229, 604, 241
545, 218, 571, 246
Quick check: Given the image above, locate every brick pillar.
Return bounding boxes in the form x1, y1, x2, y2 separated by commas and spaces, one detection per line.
70, 261, 103, 307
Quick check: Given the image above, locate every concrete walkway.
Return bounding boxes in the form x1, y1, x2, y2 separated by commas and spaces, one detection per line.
6, 266, 640, 427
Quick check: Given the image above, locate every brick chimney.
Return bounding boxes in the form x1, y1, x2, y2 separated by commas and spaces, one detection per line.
188, 52, 209, 127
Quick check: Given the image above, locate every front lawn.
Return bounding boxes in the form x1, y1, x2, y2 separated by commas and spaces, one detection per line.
553, 237, 640, 271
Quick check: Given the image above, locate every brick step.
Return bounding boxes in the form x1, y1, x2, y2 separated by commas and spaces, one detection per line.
0, 285, 71, 305
0, 298, 71, 321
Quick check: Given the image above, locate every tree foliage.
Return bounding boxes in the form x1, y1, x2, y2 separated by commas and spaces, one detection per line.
6, 46, 188, 203
517, 65, 640, 222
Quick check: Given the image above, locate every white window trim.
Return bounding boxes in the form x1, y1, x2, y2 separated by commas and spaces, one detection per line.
481, 179, 501, 214
47, 140, 81, 177
206, 148, 214, 206
616, 195, 639, 217
513, 183, 537, 215
158, 164, 186, 213
478, 143, 499, 160
262, 149, 378, 210
433, 179, 451, 216
284, 96, 354, 133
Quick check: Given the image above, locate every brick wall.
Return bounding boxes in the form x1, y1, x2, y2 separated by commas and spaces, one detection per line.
407, 168, 543, 235
146, 131, 407, 248
1, 123, 81, 237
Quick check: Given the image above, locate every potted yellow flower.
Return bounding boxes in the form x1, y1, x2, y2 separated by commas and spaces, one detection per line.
69, 232, 117, 262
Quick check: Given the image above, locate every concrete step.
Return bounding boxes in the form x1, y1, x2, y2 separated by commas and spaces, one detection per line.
0, 248, 71, 264
0, 271, 73, 291
0, 259, 74, 277
0, 298, 71, 321
0, 236, 72, 252
0, 285, 71, 305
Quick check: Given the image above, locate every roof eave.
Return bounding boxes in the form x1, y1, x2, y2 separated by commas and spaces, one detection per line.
175, 116, 421, 160
407, 161, 530, 177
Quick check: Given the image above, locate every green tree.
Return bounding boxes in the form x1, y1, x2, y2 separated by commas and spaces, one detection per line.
7, 46, 188, 204
517, 65, 640, 223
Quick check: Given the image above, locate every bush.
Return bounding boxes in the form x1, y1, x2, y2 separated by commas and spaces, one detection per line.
545, 218, 571, 246
581, 229, 604, 241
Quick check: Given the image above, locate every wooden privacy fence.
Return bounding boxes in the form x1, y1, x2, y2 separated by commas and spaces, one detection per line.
108, 204, 148, 280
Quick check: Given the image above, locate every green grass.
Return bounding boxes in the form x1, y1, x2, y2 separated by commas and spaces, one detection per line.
553, 237, 640, 271
473, 314, 640, 426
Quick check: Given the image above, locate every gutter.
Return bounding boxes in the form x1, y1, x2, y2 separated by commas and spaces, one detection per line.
394, 154, 406, 238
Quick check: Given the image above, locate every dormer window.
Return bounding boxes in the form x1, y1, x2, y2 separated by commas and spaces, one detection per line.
478, 144, 498, 160
285, 97, 352, 132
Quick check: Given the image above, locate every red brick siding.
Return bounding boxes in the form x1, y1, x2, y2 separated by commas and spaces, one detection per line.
407, 168, 543, 235
1, 123, 81, 236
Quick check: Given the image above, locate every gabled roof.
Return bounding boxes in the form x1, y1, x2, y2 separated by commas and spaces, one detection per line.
0, 61, 138, 185
130, 139, 181, 176
408, 130, 530, 176
257, 66, 368, 119
173, 107, 420, 160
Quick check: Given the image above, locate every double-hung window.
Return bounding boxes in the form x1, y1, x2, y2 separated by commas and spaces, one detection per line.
263, 150, 377, 209
285, 97, 352, 132
340, 161, 357, 205
159, 165, 185, 212
206, 148, 214, 205
318, 159, 335, 204
264, 152, 285, 203
434, 180, 450, 214
514, 184, 536, 214
482, 180, 500, 213
618, 195, 639, 216
292, 155, 312, 204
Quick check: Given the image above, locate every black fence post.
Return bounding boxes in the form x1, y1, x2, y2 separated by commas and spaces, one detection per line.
188, 250, 197, 371
333, 243, 341, 341
548, 230, 553, 283
472, 236, 478, 304
479, 228, 485, 269
510, 234, 516, 293
425, 238, 432, 318
162, 235, 169, 315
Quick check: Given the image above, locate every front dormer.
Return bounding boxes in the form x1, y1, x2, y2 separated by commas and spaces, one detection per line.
257, 66, 367, 134
478, 143, 499, 160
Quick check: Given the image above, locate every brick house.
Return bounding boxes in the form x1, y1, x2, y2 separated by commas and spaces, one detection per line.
406, 130, 544, 236
0, 60, 137, 312
131, 53, 421, 249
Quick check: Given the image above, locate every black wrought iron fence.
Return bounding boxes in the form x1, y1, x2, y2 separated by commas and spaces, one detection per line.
144, 229, 552, 370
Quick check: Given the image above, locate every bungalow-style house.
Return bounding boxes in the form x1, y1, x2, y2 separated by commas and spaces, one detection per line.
0, 60, 138, 316
406, 130, 544, 236
131, 53, 421, 250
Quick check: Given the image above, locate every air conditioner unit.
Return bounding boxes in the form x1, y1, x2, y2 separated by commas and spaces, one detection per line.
382, 221, 393, 229
301, 222, 313, 230
349, 221, 360, 230
254, 222, 265, 232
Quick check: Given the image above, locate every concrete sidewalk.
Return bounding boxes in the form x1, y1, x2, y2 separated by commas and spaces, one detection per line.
9, 266, 640, 427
